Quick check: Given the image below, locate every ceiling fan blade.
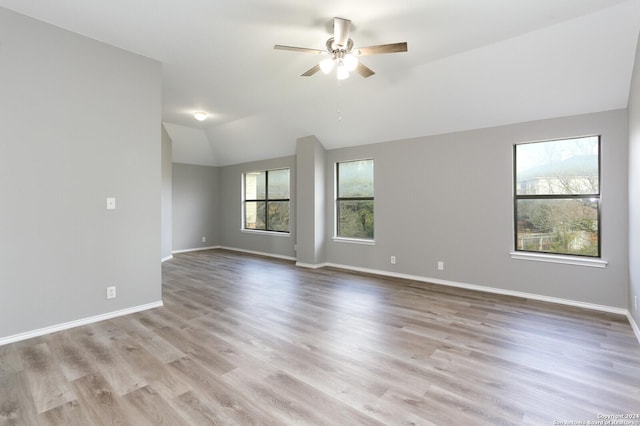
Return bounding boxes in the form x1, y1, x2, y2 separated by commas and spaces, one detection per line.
355, 42, 408, 56
333, 17, 351, 48
274, 45, 325, 54
356, 62, 375, 78
301, 64, 321, 77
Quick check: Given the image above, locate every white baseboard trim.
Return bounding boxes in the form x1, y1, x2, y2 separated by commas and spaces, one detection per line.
325, 262, 629, 316
172, 245, 221, 254
161, 255, 173, 262
172, 245, 295, 261
0, 301, 164, 347
295, 262, 330, 269
629, 313, 640, 345
218, 246, 296, 262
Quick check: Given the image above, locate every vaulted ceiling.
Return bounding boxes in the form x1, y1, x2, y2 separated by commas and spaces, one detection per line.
2, 0, 639, 166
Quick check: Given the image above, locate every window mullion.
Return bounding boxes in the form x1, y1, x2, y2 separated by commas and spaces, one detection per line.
515, 194, 600, 200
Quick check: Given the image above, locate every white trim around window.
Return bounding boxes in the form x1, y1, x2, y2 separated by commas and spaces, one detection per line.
332, 236, 376, 245
509, 251, 607, 268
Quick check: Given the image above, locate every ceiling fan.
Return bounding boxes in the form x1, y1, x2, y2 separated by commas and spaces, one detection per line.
274, 17, 408, 80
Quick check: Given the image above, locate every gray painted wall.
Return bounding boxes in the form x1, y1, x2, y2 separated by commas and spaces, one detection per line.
218, 156, 296, 258
296, 136, 327, 265
313, 139, 328, 264
0, 9, 162, 339
172, 163, 220, 251
628, 31, 640, 325
325, 109, 629, 309
161, 126, 173, 260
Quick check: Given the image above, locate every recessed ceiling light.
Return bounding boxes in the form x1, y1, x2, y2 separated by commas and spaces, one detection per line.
194, 111, 208, 121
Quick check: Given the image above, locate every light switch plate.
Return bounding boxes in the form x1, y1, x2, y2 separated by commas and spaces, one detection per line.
106, 197, 116, 210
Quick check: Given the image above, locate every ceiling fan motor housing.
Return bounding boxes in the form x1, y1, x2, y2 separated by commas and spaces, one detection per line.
327, 37, 354, 55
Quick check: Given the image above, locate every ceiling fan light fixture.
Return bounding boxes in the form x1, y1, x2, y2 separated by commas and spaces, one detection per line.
336, 61, 349, 80
343, 54, 358, 72
194, 111, 208, 121
319, 57, 335, 74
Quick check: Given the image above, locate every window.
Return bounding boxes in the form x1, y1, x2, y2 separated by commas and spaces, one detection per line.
514, 136, 600, 257
336, 159, 374, 239
243, 168, 290, 233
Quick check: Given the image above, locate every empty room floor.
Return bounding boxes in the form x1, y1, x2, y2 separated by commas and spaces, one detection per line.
1, 249, 639, 425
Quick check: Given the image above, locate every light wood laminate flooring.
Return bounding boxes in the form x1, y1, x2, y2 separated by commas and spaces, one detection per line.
1, 249, 640, 425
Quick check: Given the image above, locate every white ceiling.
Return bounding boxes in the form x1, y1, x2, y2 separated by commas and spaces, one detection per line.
2, 0, 639, 166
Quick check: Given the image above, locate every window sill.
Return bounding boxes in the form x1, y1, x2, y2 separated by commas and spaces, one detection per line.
241, 229, 290, 237
332, 237, 376, 246
509, 251, 607, 268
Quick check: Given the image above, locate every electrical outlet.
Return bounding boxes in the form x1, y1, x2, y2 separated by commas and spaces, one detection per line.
106, 197, 116, 210
390, 256, 396, 265
106, 286, 116, 299
437, 261, 444, 271
202, 236, 206, 242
